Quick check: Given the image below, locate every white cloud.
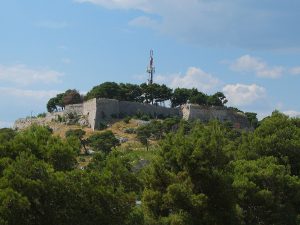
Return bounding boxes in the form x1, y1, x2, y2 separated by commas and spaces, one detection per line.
0, 121, 13, 128
0, 87, 59, 100
37, 21, 68, 29
223, 83, 266, 106
156, 67, 220, 93
289, 67, 300, 75
0, 64, 63, 86
283, 110, 300, 118
230, 55, 284, 78
75, 0, 300, 49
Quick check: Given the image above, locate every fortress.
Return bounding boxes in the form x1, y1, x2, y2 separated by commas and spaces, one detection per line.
14, 98, 250, 130
14, 51, 251, 130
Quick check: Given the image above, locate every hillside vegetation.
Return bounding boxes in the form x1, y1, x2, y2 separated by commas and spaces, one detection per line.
46, 82, 229, 112
1, 111, 300, 225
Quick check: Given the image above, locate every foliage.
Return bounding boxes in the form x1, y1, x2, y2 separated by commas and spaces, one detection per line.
171, 88, 198, 107
123, 116, 131, 124
85, 82, 122, 100
141, 121, 238, 225
136, 118, 181, 147
245, 112, 259, 128
87, 131, 120, 154
83, 82, 228, 108
46, 90, 82, 113
230, 156, 300, 225
47, 93, 65, 113
1, 112, 300, 224
63, 89, 83, 106
65, 129, 86, 139
37, 112, 47, 118
171, 88, 228, 107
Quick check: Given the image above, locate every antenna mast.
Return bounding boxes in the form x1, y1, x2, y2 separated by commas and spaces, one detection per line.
147, 50, 155, 85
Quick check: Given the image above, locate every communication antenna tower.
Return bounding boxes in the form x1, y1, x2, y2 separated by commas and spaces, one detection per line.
147, 50, 155, 85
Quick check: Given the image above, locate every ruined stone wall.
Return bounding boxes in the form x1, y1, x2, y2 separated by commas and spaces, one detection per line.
83, 99, 97, 130
94, 99, 119, 129
64, 104, 83, 116
14, 98, 251, 131
119, 101, 181, 118
13, 112, 64, 130
184, 104, 250, 129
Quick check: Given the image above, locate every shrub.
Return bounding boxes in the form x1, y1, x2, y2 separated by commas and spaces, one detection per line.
123, 116, 131, 124
87, 131, 120, 154
37, 113, 47, 118
124, 128, 136, 134
98, 122, 107, 130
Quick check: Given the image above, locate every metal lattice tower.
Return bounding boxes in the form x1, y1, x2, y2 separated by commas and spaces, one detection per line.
146, 50, 155, 85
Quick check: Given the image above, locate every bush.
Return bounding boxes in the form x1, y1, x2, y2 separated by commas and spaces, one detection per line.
140, 114, 150, 121
123, 116, 131, 124
87, 131, 120, 154
124, 128, 136, 134
98, 122, 107, 130
37, 113, 47, 118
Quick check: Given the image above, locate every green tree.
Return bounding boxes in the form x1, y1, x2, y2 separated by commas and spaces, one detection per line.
249, 111, 300, 176
46, 93, 65, 112
230, 156, 300, 225
63, 89, 82, 106
65, 129, 87, 153
136, 125, 152, 150
171, 88, 198, 107
189, 92, 208, 105
155, 84, 172, 104
87, 131, 120, 154
0, 188, 30, 225
245, 112, 259, 128
85, 82, 121, 100
119, 83, 143, 102
207, 92, 227, 106
46, 97, 57, 113
46, 136, 79, 171
142, 122, 238, 225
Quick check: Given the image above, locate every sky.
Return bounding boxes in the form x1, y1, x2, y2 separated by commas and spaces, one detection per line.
1, 0, 300, 128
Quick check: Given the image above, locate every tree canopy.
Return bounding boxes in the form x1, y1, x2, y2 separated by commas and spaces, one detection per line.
47, 90, 82, 112
83, 82, 228, 107
2, 111, 300, 224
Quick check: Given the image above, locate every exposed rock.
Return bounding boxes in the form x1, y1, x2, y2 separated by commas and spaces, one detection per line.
78, 117, 89, 127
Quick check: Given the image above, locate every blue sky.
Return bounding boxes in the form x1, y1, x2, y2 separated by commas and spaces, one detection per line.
1, 0, 300, 127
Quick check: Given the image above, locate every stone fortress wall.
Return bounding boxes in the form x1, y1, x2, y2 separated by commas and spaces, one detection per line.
14, 98, 250, 130
181, 104, 250, 129
78, 98, 181, 130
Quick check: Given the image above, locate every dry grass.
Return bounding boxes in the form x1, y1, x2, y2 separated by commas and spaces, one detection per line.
49, 118, 159, 168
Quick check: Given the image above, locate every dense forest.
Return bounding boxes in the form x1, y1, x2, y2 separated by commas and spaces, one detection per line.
1, 111, 300, 225
46, 82, 228, 112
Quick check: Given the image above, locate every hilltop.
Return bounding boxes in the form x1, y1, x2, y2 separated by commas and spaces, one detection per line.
14, 81, 256, 131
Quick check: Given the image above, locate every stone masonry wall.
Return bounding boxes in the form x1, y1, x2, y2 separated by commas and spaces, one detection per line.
64, 104, 83, 116
14, 98, 251, 131
94, 99, 119, 129
88, 99, 181, 130
119, 101, 181, 118
183, 104, 250, 129
83, 99, 97, 130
